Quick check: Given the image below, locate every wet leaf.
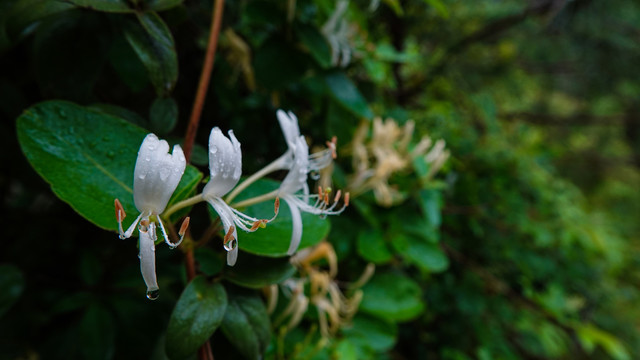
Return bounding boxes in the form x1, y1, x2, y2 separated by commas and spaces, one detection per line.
165, 277, 227, 359
16, 101, 202, 231
221, 290, 271, 360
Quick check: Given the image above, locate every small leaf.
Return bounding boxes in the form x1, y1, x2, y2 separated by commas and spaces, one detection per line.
66, 0, 134, 13
16, 101, 202, 231
360, 271, 424, 322
396, 234, 449, 273
78, 304, 116, 360
166, 277, 228, 360
124, 12, 178, 97
333, 339, 358, 360
423, 0, 449, 18
295, 23, 331, 68
0, 264, 25, 318
324, 72, 373, 120
221, 289, 271, 360
146, 0, 185, 11
194, 248, 224, 276
223, 252, 296, 289
419, 189, 442, 228
150, 97, 178, 135
5, 0, 76, 41
357, 230, 392, 264
232, 178, 330, 257
342, 314, 398, 352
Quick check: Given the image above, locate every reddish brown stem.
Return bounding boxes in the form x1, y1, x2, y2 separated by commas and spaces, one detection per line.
183, 0, 225, 162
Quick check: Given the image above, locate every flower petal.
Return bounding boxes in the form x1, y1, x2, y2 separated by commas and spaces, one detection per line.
280, 136, 309, 194
277, 110, 301, 151
285, 197, 303, 255
139, 222, 159, 292
133, 133, 186, 214
203, 127, 242, 197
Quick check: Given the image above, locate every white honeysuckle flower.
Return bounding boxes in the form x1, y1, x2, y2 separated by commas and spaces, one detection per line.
203, 127, 278, 266
276, 110, 336, 172
279, 136, 348, 255
114, 133, 189, 299
321, 0, 353, 68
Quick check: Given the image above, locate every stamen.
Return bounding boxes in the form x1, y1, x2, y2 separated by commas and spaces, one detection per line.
114, 199, 126, 221
326, 136, 338, 159
274, 197, 280, 214
224, 226, 236, 244
344, 192, 350, 206
250, 221, 262, 231
333, 190, 342, 203
140, 219, 150, 232
317, 186, 323, 198
178, 217, 190, 237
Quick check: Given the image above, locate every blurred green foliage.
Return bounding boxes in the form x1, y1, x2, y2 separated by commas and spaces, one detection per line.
1, 0, 639, 359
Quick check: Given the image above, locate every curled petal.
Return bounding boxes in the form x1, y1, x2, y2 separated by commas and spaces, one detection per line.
285, 197, 303, 255
280, 136, 310, 194
276, 110, 301, 151
133, 133, 186, 214
139, 221, 159, 293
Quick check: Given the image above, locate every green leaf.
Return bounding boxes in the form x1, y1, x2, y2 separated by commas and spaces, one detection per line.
124, 12, 178, 97
4, 0, 76, 41
66, 0, 134, 13
357, 230, 392, 264
78, 304, 116, 360
146, 0, 185, 11
360, 271, 424, 322
324, 72, 373, 120
396, 234, 449, 273
150, 97, 178, 135
254, 36, 308, 89
108, 33, 150, 93
342, 314, 398, 352
423, 0, 449, 18
419, 189, 442, 228
232, 178, 331, 257
295, 23, 332, 68
90, 103, 148, 128
166, 277, 228, 360
194, 247, 224, 276
221, 290, 271, 360
0, 264, 25, 318
16, 101, 202, 231
223, 252, 296, 289
333, 339, 358, 360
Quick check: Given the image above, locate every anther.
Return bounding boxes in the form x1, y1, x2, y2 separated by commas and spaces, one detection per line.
317, 186, 324, 198
250, 221, 262, 231
224, 226, 236, 244
178, 217, 190, 237
114, 199, 126, 221
274, 197, 280, 213
334, 190, 342, 203
326, 136, 338, 159
344, 193, 350, 206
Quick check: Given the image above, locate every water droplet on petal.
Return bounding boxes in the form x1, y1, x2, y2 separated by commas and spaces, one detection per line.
222, 172, 229, 179
138, 173, 147, 180
224, 238, 238, 251
159, 167, 171, 181
145, 157, 151, 162
210, 145, 218, 154
233, 167, 241, 180
146, 290, 159, 300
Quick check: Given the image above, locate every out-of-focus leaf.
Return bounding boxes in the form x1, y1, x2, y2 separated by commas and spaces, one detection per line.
419, 189, 442, 228
343, 314, 398, 352
360, 271, 424, 322
0, 264, 25, 318
146, 0, 185, 12
79, 304, 116, 360
124, 12, 178, 97
394, 234, 448, 273
66, 0, 133, 13
4, 0, 75, 42
16, 101, 202, 231
333, 339, 358, 360
108, 33, 150, 93
254, 36, 308, 89
423, 0, 449, 18
324, 72, 373, 120
149, 97, 178, 135
576, 323, 631, 360
295, 23, 332, 68
33, 11, 108, 101
90, 103, 148, 128
222, 252, 296, 289
194, 247, 224, 276
382, 0, 403, 16
357, 230, 392, 264
232, 178, 330, 257
165, 277, 227, 360
221, 290, 271, 360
